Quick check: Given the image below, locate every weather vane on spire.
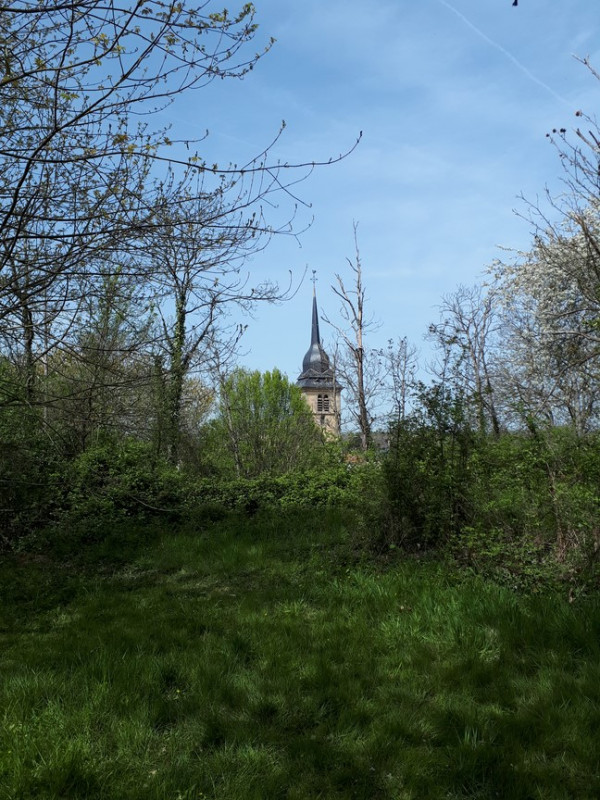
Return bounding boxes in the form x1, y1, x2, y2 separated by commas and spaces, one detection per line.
311, 270, 318, 293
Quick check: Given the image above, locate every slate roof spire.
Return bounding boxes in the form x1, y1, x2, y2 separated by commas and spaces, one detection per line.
297, 279, 341, 390
310, 283, 321, 347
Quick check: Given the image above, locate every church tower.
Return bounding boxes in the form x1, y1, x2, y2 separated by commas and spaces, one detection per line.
297, 284, 342, 435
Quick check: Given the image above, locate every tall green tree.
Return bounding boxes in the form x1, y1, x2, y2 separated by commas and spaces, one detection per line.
44, 269, 154, 454
215, 368, 323, 477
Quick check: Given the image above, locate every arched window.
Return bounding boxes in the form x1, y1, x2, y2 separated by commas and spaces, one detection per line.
317, 393, 330, 413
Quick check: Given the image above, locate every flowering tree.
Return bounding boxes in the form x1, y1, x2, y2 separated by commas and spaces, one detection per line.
489, 206, 600, 432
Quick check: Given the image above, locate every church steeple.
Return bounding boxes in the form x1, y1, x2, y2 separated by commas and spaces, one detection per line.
297, 276, 342, 434
300, 287, 333, 378
311, 287, 320, 345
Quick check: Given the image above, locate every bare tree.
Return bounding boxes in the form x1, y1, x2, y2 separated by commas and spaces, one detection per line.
324, 223, 385, 449
0, 3, 261, 322
143, 173, 294, 463
385, 336, 418, 425
0, 1, 360, 417
430, 285, 501, 437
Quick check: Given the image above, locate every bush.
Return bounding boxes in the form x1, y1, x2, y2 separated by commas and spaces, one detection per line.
56, 439, 189, 536
43, 449, 377, 540
378, 401, 475, 552
376, 412, 600, 591
0, 389, 62, 544
189, 465, 371, 517
450, 430, 600, 593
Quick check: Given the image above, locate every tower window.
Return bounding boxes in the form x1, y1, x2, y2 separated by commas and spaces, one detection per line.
317, 394, 330, 413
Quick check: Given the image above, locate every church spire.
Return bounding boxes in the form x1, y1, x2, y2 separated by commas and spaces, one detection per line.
310, 285, 321, 348
297, 274, 343, 435
299, 279, 331, 378
297, 275, 341, 388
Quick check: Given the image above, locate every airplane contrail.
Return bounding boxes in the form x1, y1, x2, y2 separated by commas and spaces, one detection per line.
435, 0, 571, 108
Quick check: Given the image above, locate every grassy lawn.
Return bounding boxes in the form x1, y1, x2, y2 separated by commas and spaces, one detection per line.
1, 511, 600, 799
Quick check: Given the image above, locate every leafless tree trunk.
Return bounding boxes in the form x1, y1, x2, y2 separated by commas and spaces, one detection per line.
323, 222, 384, 449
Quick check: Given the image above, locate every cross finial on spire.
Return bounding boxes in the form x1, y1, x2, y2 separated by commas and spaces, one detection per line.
311, 269, 317, 294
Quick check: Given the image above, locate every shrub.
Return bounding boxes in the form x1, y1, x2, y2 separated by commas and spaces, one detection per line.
449, 430, 600, 592
0, 385, 62, 544
189, 465, 370, 517
56, 439, 189, 536
378, 402, 475, 552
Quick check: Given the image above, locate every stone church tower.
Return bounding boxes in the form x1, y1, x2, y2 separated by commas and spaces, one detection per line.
297, 287, 342, 435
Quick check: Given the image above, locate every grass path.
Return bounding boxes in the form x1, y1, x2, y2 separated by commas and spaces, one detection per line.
1, 512, 600, 799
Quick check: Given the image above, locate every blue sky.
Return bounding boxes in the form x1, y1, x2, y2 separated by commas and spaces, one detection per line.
170, 0, 600, 381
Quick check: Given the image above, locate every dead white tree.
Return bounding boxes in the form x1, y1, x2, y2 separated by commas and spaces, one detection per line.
323, 222, 385, 449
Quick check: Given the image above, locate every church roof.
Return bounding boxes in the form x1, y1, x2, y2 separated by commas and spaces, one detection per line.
297, 290, 342, 391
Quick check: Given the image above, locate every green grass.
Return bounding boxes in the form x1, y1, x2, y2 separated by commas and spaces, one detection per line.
2, 511, 600, 799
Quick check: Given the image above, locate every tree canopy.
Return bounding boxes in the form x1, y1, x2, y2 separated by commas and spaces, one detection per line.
215, 368, 323, 477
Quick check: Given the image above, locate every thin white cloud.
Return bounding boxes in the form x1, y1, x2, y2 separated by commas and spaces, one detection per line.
435, 0, 571, 107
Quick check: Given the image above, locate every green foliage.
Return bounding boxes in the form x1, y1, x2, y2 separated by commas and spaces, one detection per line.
57, 439, 188, 535
0, 365, 61, 542
376, 394, 600, 591
377, 383, 476, 551
453, 428, 600, 592
5, 435, 370, 543
190, 463, 370, 518
213, 367, 325, 477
